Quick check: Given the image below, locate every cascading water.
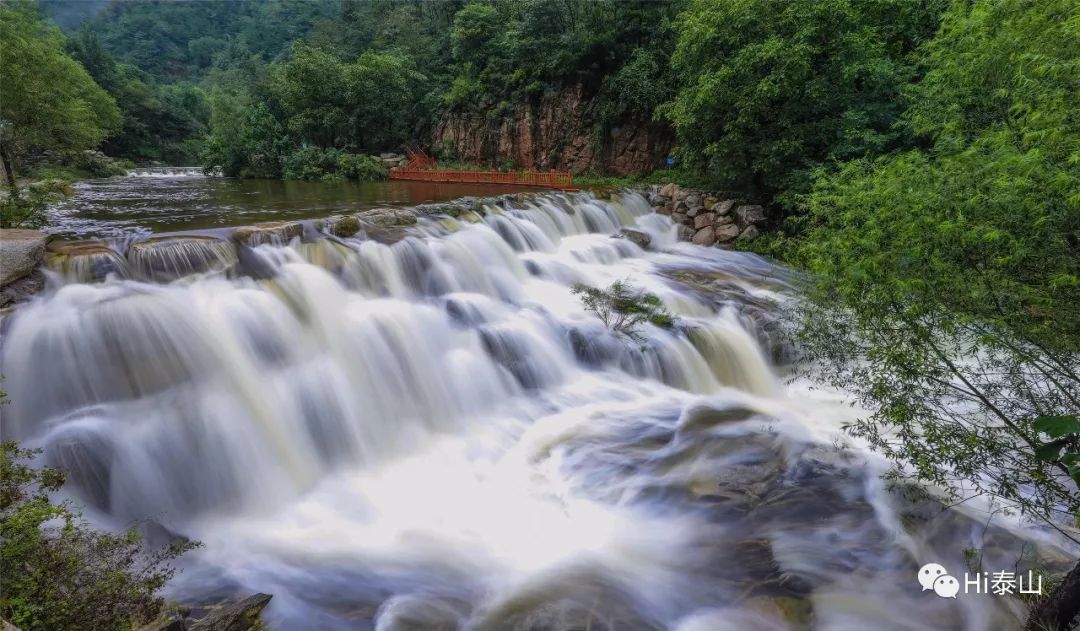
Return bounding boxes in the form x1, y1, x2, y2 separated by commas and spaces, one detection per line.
1, 191, 1073, 630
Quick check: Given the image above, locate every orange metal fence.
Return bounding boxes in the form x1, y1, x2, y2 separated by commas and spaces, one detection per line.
390, 167, 574, 190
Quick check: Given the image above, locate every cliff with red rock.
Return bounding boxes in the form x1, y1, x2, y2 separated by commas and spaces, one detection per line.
433, 83, 673, 176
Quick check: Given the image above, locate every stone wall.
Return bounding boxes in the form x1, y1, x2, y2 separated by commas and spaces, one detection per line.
644, 184, 767, 247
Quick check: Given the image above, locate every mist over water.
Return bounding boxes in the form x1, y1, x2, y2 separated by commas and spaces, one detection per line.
3, 189, 1073, 629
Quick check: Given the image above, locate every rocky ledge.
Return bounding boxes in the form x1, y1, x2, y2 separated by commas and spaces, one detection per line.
644, 183, 767, 246
0, 229, 49, 307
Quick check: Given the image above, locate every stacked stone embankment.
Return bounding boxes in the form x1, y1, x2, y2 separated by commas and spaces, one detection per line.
644, 184, 767, 246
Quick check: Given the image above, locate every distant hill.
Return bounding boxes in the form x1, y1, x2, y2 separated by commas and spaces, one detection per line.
56, 0, 338, 81
38, 0, 109, 30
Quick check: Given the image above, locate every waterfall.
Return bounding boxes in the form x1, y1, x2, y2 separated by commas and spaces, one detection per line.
1, 191, 1064, 630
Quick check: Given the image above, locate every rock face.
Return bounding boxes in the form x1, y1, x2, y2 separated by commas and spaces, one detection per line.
0, 229, 48, 287
434, 82, 673, 176
644, 185, 769, 248
0, 229, 48, 306
188, 594, 272, 631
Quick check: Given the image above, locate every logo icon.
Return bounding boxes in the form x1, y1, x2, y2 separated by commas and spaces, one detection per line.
918, 563, 958, 598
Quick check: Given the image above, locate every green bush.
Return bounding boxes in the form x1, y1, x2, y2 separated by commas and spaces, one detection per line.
281, 147, 387, 182
0, 180, 71, 229
0, 441, 199, 631
573, 280, 675, 342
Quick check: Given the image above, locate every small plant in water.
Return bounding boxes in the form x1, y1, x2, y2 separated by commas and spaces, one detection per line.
572, 280, 675, 342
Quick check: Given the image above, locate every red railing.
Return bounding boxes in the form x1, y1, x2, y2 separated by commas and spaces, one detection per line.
390, 166, 574, 190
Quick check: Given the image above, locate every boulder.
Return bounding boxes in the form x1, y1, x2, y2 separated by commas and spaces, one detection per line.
734, 204, 767, 229
128, 237, 238, 281
324, 215, 361, 237
674, 200, 689, 212
660, 183, 678, 198
0, 229, 47, 287
715, 213, 735, 226
47, 240, 130, 282
189, 594, 272, 631
671, 212, 689, 225
738, 225, 761, 241
694, 212, 717, 230
686, 205, 702, 218
691, 226, 716, 246
677, 225, 695, 241
231, 221, 304, 246
713, 199, 737, 216
357, 207, 418, 227
714, 223, 742, 243
615, 228, 651, 249
657, 202, 674, 216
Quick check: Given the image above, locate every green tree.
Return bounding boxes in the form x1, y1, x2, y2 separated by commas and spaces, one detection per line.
663, 0, 945, 201
0, 0, 120, 187
0, 441, 199, 630
792, 0, 1079, 625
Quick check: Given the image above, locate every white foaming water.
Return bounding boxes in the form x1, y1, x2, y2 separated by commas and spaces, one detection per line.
1, 192, 1072, 629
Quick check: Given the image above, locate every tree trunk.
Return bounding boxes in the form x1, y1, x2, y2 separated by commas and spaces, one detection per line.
1024, 559, 1080, 631
0, 142, 16, 191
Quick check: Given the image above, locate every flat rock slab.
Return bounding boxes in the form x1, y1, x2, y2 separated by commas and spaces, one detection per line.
0, 229, 48, 287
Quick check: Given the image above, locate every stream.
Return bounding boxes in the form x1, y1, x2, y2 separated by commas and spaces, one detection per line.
1, 175, 1074, 630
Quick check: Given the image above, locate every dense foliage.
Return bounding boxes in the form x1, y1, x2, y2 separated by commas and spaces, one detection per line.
0, 0, 119, 184
664, 0, 945, 201
795, 0, 1079, 525
0, 440, 199, 630
66, 29, 209, 164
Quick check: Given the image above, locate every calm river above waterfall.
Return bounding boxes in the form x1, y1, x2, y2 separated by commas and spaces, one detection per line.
45, 172, 542, 239
2, 175, 1074, 629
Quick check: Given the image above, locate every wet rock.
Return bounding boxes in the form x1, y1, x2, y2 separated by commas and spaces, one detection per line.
615, 228, 651, 249
734, 204, 767, 229
692, 226, 716, 246
0, 270, 44, 308
188, 593, 271, 631
358, 207, 418, 227
677, 225, 695, 241
47, 240, 129, 282
231, 221, 304, 246
693, 212, 717, 229
127, 237, 238, 281
657, 202, 674, 216
715, 223, 742, 243
0, 228, 47, 286
738, 225, 761, 241
671, 212, 689, 224
324, 215, 361, 237
413, 202, 468, 218
137, 604, 188, 631
679, 403, 762, 433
